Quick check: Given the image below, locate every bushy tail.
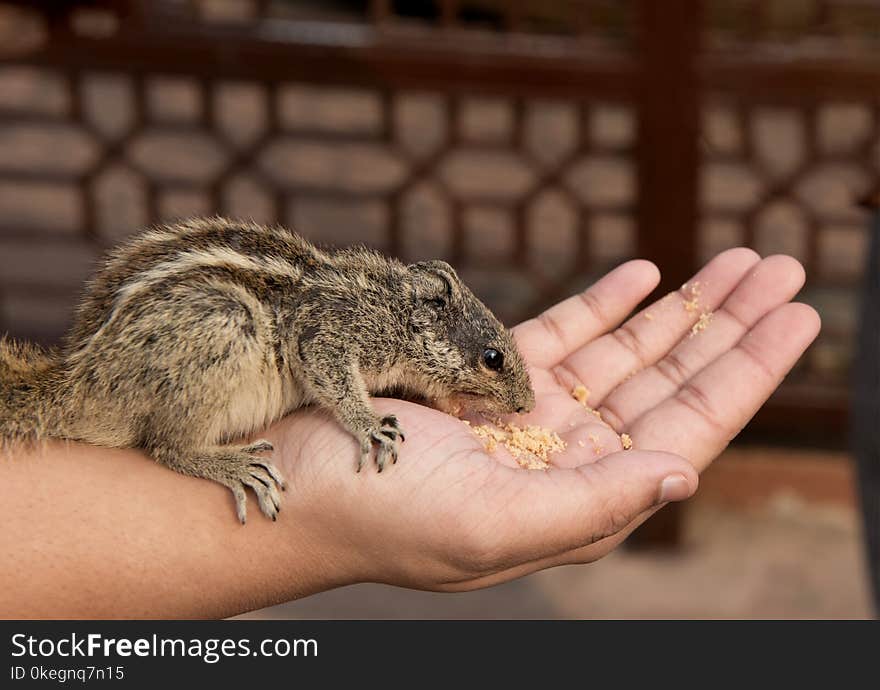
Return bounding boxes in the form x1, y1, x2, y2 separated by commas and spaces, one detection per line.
0, 336, 64, 444
0, 336, 58, 385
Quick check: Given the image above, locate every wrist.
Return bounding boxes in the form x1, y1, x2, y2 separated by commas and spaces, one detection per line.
0, 438, 357, 618
260, 413, 371, 595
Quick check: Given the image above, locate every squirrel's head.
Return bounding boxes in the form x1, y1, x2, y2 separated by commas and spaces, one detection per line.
406, 260, 535, 417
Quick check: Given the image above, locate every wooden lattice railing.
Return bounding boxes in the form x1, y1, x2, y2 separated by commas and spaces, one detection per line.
1, 0, 879, 441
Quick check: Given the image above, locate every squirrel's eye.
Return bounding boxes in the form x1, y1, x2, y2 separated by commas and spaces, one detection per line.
483, 348, 504, 371
429, 297, 446, 309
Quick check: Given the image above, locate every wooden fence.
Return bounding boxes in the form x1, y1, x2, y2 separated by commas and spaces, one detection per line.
1, 0, 879, 443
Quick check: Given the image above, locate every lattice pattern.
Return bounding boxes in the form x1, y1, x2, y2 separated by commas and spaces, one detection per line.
0, 0, 876, 419
706, 0, 880, 52
700, 99, 880, 384
195, 0, 636, 45
0, 59, 637, 342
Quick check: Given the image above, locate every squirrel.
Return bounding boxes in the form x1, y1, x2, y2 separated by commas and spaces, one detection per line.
0, 217, 535, 523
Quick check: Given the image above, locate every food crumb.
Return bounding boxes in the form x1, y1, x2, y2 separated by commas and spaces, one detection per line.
470, 421, 566, 470
644, 312, 654, 321
578, 440, 586, 448
571, 384, 590, 404
682, 281, 702, 313
690, 311, 713, 337
572, 384, 606, 422
620, 433, 633, 450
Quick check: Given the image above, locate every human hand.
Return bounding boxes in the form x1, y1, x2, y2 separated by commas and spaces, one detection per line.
263, 249, 819, 592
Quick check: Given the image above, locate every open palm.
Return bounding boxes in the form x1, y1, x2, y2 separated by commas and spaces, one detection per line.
265, 248, 819, 592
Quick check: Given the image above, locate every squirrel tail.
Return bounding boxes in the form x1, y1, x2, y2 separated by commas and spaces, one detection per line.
0, 336, 58, 384
0, 335, 65, 444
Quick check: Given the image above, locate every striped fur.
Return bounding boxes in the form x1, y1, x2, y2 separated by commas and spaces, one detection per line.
0, 217, 534, 523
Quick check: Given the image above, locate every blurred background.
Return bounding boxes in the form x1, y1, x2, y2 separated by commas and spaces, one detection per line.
0, 0, 878, 618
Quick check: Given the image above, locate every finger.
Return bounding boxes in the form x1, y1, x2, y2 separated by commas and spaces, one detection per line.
626, 302, 820, 473
496, 450, 697, 564
513, 260, 660, 369
489, 298, 821, 579
598, 255, 806, 430
551, 248, 761, 404
443, 503, 663, 591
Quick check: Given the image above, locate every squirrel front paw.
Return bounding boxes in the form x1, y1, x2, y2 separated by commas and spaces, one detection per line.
357, 415, 405, 473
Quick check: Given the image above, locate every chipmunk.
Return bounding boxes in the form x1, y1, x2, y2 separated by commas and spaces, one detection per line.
0, 217, 535, 523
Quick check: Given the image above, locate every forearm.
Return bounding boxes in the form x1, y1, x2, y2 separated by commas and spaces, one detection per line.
0, 431, 348, 619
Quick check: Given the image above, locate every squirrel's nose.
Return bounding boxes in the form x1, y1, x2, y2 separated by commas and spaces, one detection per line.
516, 391, 536, 414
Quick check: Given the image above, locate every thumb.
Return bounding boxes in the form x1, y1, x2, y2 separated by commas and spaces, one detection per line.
507, 450, 698, 558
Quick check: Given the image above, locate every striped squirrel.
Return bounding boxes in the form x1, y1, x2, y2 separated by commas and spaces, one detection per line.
0, 218, 535, 523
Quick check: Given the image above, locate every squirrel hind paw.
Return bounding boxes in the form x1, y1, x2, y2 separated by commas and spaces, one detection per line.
356, 416, 404, 473
218, 448, 285, 524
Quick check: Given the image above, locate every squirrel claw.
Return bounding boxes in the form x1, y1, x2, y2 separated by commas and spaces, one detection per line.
380, 415, 402, 431
225, 448, 285, 523
248, 458, 286, 491
242, 440, 274, 454
358, 417, 404, 472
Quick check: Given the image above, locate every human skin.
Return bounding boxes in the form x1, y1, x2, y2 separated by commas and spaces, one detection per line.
0, 249, 819, 619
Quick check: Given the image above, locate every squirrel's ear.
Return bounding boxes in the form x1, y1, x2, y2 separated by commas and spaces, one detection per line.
408, 260, 461, 305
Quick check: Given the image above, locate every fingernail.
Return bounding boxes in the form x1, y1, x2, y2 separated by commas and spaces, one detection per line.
659, 474, 692, 503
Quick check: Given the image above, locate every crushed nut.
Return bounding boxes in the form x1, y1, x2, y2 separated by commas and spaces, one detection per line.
471, 422, 566, 470
682, 281, 702, 313
690, 311, 713, 337
571, 384, 590, 405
